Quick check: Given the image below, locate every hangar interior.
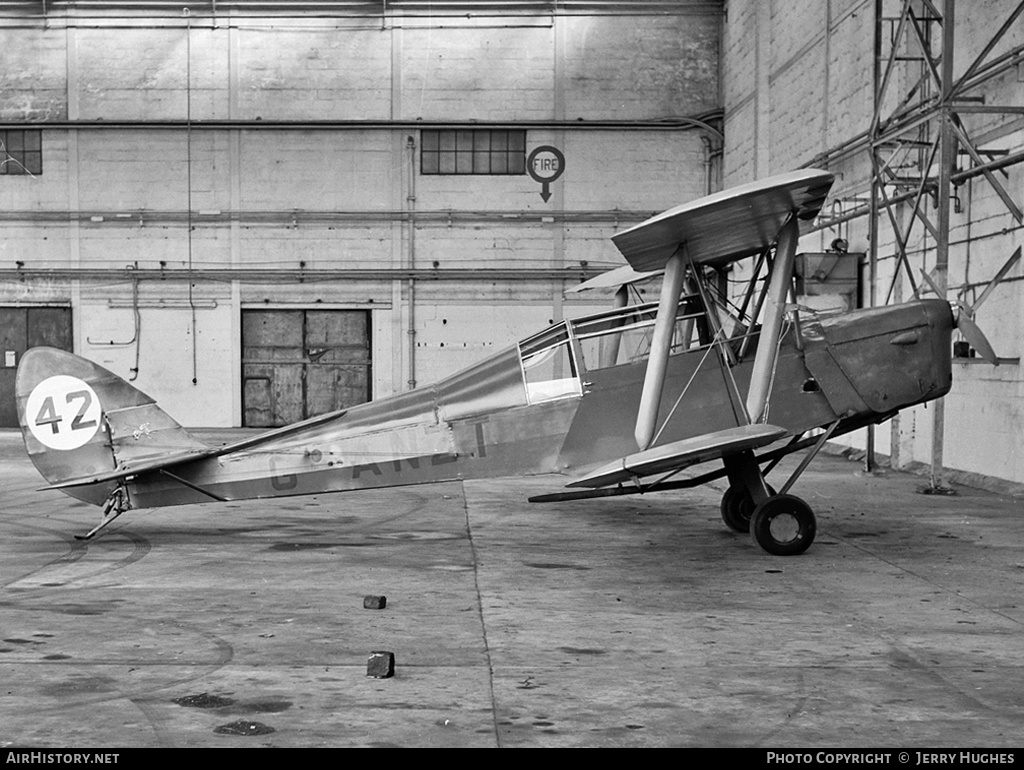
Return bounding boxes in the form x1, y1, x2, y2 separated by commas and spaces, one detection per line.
0, 0, 1022, 490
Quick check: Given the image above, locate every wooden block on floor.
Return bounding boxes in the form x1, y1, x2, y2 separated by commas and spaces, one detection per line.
367, 651, 395, 678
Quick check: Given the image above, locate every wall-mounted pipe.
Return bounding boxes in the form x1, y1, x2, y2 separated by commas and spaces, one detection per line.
0, 1, 727, 24
406, 134, 417, 391
0, 208, 660, 225
0, 116, 725, 133
85, 266, 142, 381
0, 266, 606, 281
809, 149, 1024, 233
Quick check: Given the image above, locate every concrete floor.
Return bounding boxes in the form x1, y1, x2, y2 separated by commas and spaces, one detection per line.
1, 429, 1023, 748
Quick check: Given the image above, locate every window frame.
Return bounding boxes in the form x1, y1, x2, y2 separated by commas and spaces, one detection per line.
420, 129, 526, 176
0, 129, 42, 176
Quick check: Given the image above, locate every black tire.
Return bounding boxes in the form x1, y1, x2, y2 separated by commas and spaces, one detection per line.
750, 494, 816, 556
720, 483, 776, 533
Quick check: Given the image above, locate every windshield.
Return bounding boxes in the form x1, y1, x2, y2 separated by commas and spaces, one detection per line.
518, 321, 582, 404
568, 296, 705, 372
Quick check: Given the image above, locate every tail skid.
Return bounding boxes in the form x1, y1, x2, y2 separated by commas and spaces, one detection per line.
73, 486, 129, 541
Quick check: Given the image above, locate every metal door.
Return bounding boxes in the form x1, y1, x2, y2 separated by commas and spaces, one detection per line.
242, 309, 371, 427
0, 307, 73, 428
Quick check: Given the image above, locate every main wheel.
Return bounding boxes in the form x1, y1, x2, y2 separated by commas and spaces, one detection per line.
720, 484, 776, 533
750, 494, 816, 556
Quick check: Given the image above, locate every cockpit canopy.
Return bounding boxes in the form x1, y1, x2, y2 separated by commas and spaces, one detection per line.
517, 294, 718, 405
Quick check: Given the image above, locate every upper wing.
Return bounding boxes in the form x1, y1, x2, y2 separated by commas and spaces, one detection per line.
612, 169, 833, 271
564, 264, 662, 294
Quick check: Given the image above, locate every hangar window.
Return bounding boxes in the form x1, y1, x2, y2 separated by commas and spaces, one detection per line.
421, 129, 526, 175
0, 130, 42, 176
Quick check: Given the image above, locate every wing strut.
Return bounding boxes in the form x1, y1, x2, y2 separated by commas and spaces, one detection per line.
634, 247, 687, 450
598, 284, 630, 368
745, 215, 799, 424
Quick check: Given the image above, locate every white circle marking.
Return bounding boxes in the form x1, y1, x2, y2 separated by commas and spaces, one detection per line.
25, 375, 102, 451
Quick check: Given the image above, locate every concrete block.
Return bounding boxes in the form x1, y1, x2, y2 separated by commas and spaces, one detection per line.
363, 595, 387, 610
367, 651, 395, 678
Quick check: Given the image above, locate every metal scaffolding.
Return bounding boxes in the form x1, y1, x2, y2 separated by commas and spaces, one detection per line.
808, 0, 1024, 488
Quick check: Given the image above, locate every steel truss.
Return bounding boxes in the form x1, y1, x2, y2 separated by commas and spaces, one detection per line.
807, 0, 1024, 489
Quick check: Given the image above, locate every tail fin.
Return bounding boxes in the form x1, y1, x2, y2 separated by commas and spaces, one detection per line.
16, 347, 210, 506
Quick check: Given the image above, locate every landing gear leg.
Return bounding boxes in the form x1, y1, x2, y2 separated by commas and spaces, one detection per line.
720, 450, 816, 555
75, 486, 130, 541
720, 450, 772, 533
720, 482, 776, 533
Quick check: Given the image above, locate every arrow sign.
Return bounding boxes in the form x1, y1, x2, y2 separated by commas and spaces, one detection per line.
527, 146, 565, 202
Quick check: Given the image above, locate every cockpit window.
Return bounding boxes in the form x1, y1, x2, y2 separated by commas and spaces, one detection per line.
515, 287, 749, 400
518, 322, 583, 404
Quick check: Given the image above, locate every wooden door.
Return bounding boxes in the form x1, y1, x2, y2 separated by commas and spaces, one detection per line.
242, 309, 371, 427
0, 307, 73, 427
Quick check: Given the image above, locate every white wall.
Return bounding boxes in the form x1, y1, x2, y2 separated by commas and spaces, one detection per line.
0, 5, 723, 426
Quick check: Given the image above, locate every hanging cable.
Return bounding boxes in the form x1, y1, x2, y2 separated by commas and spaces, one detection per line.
185, 7, 198, 385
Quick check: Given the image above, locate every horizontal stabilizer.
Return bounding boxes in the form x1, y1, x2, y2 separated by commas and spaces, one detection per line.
612, 169, 833, 272
567, 424, 789, 489
42, 447, 217, 489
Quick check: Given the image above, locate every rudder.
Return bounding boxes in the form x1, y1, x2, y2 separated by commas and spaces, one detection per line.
16, 347, 209, 506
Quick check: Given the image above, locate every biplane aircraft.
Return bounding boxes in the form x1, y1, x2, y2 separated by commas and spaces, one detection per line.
15, 169, 993, 555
